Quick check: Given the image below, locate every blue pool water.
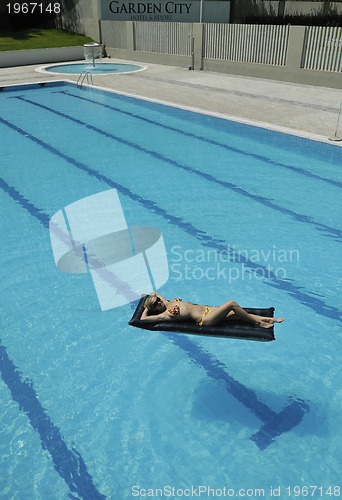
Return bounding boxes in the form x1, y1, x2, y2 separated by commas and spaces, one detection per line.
0, 81, 341, 499
40, 62, 143, 75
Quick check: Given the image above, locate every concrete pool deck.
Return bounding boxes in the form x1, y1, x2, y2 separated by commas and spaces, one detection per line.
1, 59, 341, 143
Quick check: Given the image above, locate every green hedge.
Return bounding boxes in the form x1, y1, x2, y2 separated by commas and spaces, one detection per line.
0, 29, 94, 52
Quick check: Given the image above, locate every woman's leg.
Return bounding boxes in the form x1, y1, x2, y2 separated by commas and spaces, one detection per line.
248, 313, 284, 325
202, 300, 273, 328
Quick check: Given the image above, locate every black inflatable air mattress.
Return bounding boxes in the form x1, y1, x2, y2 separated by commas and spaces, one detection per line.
129, 295, 275, 342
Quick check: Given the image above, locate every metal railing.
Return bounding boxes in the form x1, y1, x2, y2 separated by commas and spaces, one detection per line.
204, 23, 289, 66
302, 26, 342, 73
133, 22, 193, 56
77, 72, 93, 87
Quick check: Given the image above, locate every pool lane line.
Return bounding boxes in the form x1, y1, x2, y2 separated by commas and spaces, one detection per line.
0, 176, 141, 304
57, 89, 342, 190
0, 179, 124, 497
0, 176, 50, 228
0, 342, 106, 499
0, 117, 341, 325
13, 95, 342, 242
0, 180, 310, 452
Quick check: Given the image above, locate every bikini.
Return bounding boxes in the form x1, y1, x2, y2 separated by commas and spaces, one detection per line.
168, 298, 182, 316
198, 306, 211, 327
168, 299, 211, 326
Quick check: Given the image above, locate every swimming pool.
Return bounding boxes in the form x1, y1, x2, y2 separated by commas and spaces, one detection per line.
37, 62, 144, 75
0, 81, 341, 499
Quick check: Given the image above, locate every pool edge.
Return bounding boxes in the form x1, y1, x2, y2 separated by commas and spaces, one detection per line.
2, 78, 341, 148
35, 60, 147, 76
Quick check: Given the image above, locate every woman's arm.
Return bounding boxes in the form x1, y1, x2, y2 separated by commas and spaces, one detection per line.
140, 308, 170, 323
150, 291, 168, 303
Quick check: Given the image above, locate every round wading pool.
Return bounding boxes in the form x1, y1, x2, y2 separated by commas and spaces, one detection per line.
37, 62, 144, 75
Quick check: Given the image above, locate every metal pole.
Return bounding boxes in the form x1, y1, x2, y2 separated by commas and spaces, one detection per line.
329, 102, 342, 142
188, 33, 194, 70
192, 35, 195, 70
200, 23, 204, 70
200, 0, 204, 23
199, 0, 204, 70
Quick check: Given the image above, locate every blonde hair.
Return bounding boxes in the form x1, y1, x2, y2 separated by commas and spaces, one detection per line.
144, 295, 155, 310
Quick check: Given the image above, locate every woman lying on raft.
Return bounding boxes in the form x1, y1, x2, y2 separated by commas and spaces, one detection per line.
141, 292, 285, 329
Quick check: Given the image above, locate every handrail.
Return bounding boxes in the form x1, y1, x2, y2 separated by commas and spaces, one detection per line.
77, 72, 93, 88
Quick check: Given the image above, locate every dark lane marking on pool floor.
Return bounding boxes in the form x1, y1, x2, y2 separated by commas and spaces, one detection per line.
0, 341, 106, 499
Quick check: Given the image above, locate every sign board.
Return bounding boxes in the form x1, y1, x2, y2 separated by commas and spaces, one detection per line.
100, 0, 230, 22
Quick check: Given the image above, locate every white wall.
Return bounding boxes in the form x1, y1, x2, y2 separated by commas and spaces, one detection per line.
0, 46, 84, 68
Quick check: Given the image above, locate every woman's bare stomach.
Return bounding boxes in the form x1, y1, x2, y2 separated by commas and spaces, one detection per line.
176, 302, 216, 323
